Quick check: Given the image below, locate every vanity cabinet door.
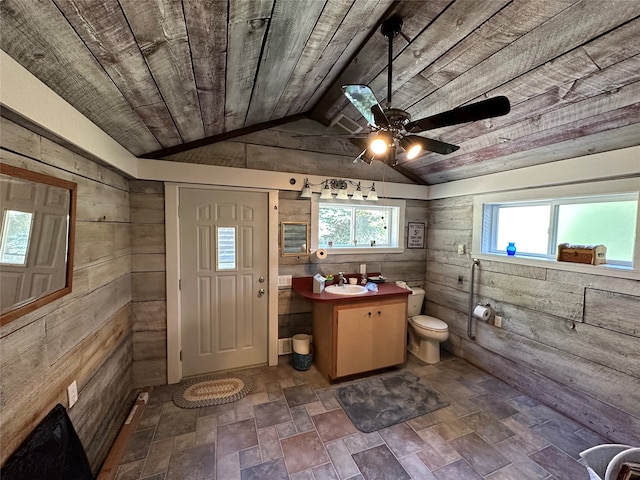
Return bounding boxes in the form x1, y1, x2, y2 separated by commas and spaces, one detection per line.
335, 300, 407, 377
335, 305, 374, 377
371, 301, 407, 369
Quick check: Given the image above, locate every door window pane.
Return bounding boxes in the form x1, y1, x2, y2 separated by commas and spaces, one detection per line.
216, 226, 236, 270
0, 210, 33, 265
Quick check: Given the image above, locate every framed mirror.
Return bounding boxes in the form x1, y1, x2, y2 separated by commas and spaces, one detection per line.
0, 164, 77, 326
281, 222, 309, 256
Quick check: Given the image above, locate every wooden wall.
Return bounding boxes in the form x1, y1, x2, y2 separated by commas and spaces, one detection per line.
278, 191, 428, 339
0, 117, 135, 473
129, 180, 166, 388
426, 195, 640, 445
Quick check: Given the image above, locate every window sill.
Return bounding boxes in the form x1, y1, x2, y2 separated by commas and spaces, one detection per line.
323, 247, 405, 255
472, 252, 639, 280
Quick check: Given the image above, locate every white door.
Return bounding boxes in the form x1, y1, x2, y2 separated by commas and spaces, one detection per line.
179, 188, 268, 377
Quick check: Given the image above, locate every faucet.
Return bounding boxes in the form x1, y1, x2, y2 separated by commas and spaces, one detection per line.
338, 272, 346, 286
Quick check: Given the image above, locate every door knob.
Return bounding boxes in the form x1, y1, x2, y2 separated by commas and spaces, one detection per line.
258, 288, 265, 297
259, 276, 265, 283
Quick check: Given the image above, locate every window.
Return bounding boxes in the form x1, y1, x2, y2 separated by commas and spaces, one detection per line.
0, 209, 34, 265
481, 193, 638, 266
216, 226, 236, 270
312, 199, 405, 253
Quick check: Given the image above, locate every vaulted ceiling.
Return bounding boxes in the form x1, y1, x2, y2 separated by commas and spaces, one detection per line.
1, 0, 639, 185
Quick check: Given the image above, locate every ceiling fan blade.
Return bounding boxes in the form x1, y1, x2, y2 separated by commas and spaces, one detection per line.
342, 84, 382, 127
405, 96, 511, 133
371, 104, 390, 128
418, 137, 460, 155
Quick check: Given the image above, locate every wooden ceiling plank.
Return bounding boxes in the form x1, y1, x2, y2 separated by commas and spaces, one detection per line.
228, 126, 363, 157
367, 0, 511, 106
0, 0, 161, 155
407, 0, 640, 121
419, 0, 579, 89
564, 54, 640, 102
271, 0, 357, 119
183, 0, 228, 137
415, 99, 640, 176
225, 0, 275, 131
582, 17, 640, 69
289, 0, 394, 116
52, 0, 182, 148
422, 123, 640, 184
310, 0, 449, 125
119, 0, 204, 143
245, 0, 327, 125
163, 140, 246, 167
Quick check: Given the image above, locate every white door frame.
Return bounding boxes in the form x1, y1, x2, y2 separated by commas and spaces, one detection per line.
165, 183, 279, 384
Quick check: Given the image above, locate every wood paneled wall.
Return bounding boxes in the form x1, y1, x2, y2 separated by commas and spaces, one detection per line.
129, 180, 166, 388
0, 117, 135, 473
277, 191, 428, 339
426, 195, 640, 445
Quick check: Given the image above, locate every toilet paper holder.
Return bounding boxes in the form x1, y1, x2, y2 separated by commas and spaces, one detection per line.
473, 303, 493, 321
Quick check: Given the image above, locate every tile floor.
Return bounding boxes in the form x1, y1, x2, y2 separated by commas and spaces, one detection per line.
115, 352, 605, 479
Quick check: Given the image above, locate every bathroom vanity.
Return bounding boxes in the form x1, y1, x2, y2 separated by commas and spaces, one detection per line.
292, 277, 410, 380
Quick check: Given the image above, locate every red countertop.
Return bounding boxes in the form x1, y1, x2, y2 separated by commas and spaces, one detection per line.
292, 275, 411, 303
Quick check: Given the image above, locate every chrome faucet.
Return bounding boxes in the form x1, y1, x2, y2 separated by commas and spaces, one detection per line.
338, 272, 346, 286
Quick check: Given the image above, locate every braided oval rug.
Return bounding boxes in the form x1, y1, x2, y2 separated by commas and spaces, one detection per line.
173, 373, 252, 408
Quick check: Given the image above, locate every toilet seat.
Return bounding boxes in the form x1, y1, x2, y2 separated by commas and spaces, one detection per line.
410, 315, 448, 332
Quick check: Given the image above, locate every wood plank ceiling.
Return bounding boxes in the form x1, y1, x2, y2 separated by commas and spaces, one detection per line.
1, 0, 639, 185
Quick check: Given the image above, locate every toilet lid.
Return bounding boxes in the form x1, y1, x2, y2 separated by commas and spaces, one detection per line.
411, 315, 448, 332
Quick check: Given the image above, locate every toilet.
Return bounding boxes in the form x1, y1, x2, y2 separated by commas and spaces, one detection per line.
406, 287, 449, 364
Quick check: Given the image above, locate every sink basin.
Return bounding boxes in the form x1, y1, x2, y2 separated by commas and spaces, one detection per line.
324, 284, 368, 296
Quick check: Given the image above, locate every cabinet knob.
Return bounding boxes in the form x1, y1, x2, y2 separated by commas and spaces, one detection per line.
368, 312, 372, 316
378, 311, 381, 315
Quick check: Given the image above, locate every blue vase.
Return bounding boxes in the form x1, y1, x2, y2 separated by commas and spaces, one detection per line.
506, 242, 516, 256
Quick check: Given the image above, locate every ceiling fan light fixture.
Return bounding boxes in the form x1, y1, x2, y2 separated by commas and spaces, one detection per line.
400, 136, 423, 160
358, 150, 375, 164
369, 132, 389, 155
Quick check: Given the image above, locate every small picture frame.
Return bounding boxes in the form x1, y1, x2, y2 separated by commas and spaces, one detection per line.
407, 222, 425, 249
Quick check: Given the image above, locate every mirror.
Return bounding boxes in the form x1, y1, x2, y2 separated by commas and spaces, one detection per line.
281, 222, 309, 256
0, 164, 77, 325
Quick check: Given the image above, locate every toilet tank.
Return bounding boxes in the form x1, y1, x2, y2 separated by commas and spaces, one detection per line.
407, 287, 425, 317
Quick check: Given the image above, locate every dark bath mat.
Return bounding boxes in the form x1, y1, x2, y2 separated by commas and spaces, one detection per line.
335, 371, 449, 433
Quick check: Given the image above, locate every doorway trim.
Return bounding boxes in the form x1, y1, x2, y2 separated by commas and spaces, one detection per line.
165, 183, 279, 384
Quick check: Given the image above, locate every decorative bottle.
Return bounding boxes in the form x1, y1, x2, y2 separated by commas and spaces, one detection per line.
506, 242, 516, 256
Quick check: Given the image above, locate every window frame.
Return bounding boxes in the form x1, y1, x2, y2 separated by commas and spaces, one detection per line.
483, 193, 637, 265
472, 178, 640, 280
311, 196, 406, 255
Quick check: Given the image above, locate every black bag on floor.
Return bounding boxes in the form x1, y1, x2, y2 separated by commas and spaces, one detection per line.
1, 403, 93, 480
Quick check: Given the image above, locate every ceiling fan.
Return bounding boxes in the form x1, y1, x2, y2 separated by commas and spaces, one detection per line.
339, 16, 511, 166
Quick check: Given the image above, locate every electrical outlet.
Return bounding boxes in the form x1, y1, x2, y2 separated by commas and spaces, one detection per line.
278, 275, 292, 287
67, 380, 78, 408
457, 244, 466, 255
457, 275, 464, 286
494, 315, 503, 328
